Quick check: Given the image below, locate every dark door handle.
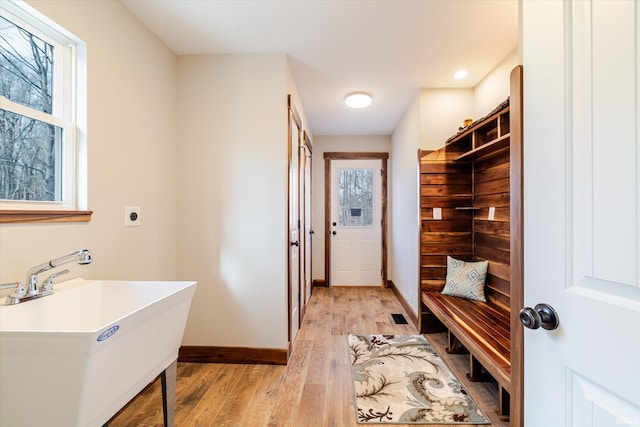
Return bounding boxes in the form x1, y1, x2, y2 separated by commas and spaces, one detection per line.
309, 230, 315, 235
519, 303, 559, 330
332, 231, 337, 235
291, 241, 299, 247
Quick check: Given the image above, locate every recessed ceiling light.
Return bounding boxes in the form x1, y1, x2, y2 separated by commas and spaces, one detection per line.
345, 92, 372, 109
454, 69, 468, 79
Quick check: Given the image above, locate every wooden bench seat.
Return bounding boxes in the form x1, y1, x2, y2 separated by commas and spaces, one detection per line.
421, 291, 511, 416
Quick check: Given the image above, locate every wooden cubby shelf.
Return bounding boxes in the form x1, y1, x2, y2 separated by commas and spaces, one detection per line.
455, 132, 510, 162
442, 98, 510, 162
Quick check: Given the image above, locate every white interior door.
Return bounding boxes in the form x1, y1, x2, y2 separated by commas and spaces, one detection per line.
523, 1, 640, 425
330, 159, 382, 286
288, 105, 301, 343
303, 142, 312, 307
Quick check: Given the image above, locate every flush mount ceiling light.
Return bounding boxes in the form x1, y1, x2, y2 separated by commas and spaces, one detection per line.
345, 92, 373, 109
454, 69, 468, 79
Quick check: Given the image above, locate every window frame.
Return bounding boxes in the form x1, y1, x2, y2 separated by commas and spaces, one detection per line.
0, 0, 90, 223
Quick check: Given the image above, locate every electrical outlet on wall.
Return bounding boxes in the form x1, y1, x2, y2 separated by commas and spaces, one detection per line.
125, 206, 141, 227
433, 207, 442, 220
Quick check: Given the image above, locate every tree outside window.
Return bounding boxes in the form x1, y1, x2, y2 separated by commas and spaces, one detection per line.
337, 168, 375, 227
1, 15, 63, 202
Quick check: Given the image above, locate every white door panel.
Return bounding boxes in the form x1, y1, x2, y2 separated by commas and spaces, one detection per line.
359, 239, 379, 283
289, 227, 299, 340
523, 1, 640, 426
570, 374, 640, 427
334, 238, 352, 271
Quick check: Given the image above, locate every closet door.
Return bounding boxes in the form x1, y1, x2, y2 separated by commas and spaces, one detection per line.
287, 97, 302, 343
301, 135, 313, 310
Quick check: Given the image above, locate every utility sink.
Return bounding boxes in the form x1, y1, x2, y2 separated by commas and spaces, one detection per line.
0, 278, 197, 427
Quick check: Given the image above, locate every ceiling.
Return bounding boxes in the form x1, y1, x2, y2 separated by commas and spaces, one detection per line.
121, 0, 518, 136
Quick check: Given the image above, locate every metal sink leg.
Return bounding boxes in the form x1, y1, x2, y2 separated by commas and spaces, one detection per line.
161, 359, 177, 427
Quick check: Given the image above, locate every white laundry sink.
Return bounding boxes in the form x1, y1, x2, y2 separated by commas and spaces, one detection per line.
0, 278, 197, 427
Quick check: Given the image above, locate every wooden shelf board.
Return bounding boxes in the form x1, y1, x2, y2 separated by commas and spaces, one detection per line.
455, 133, 510, 162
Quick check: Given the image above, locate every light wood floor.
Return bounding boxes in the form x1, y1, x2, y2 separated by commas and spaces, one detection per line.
108, 286, 508, 427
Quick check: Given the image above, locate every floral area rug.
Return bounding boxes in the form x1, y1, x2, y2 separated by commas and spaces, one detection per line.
348, 334, 490, 424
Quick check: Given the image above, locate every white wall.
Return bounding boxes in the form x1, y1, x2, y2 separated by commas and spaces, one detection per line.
310, 135, 391, 282
177, 54, 294, 349
420, 89, 474, 149
0, 1, 178, 288
389, 95, 421, 313
285, 55, 311, 135
389, 91, 473, 317
474, 49, 518, 117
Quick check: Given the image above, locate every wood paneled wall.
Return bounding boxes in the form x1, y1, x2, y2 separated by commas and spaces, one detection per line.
473, 149, 511, 313
419, 156, 472, 296
418, 102, 513, 330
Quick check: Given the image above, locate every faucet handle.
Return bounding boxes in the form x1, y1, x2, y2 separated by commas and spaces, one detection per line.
0, 282, 24, 291
2, 282, 26, 305
41, 269, 70, 292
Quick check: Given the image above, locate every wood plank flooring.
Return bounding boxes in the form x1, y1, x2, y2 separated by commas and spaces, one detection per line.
108, 286, 508, 427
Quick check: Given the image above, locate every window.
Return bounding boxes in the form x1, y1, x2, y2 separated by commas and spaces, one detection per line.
0, 0, 89, 223
337, 168, 374, 227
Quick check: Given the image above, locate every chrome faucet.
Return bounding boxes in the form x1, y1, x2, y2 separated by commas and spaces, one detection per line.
25, 249, 92, 295
1, 249, 92, 305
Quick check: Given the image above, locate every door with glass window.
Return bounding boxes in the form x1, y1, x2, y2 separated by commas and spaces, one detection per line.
329, 159, 382, 286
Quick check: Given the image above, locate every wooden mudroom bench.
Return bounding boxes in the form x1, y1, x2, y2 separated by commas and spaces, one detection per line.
422, 291, 511, 418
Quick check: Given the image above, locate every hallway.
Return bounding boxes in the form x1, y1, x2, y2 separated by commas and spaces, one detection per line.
109, 287, 506, 426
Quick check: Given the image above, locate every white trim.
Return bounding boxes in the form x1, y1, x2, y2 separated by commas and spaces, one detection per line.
0, 97, 68, 128
1, 0, 77, 48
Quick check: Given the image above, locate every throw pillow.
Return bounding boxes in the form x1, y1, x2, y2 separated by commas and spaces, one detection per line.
441, 256, 488, 302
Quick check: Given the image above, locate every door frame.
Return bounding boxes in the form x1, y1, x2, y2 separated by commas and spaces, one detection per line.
510, 65, 524, 427
300, 131, 313, 321
323, 152, 389, 287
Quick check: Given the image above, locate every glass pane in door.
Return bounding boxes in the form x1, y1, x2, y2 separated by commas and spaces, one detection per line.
337, 168, 374, 227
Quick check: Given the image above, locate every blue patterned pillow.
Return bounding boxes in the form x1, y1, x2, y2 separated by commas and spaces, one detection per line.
441, 256, 488, 302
